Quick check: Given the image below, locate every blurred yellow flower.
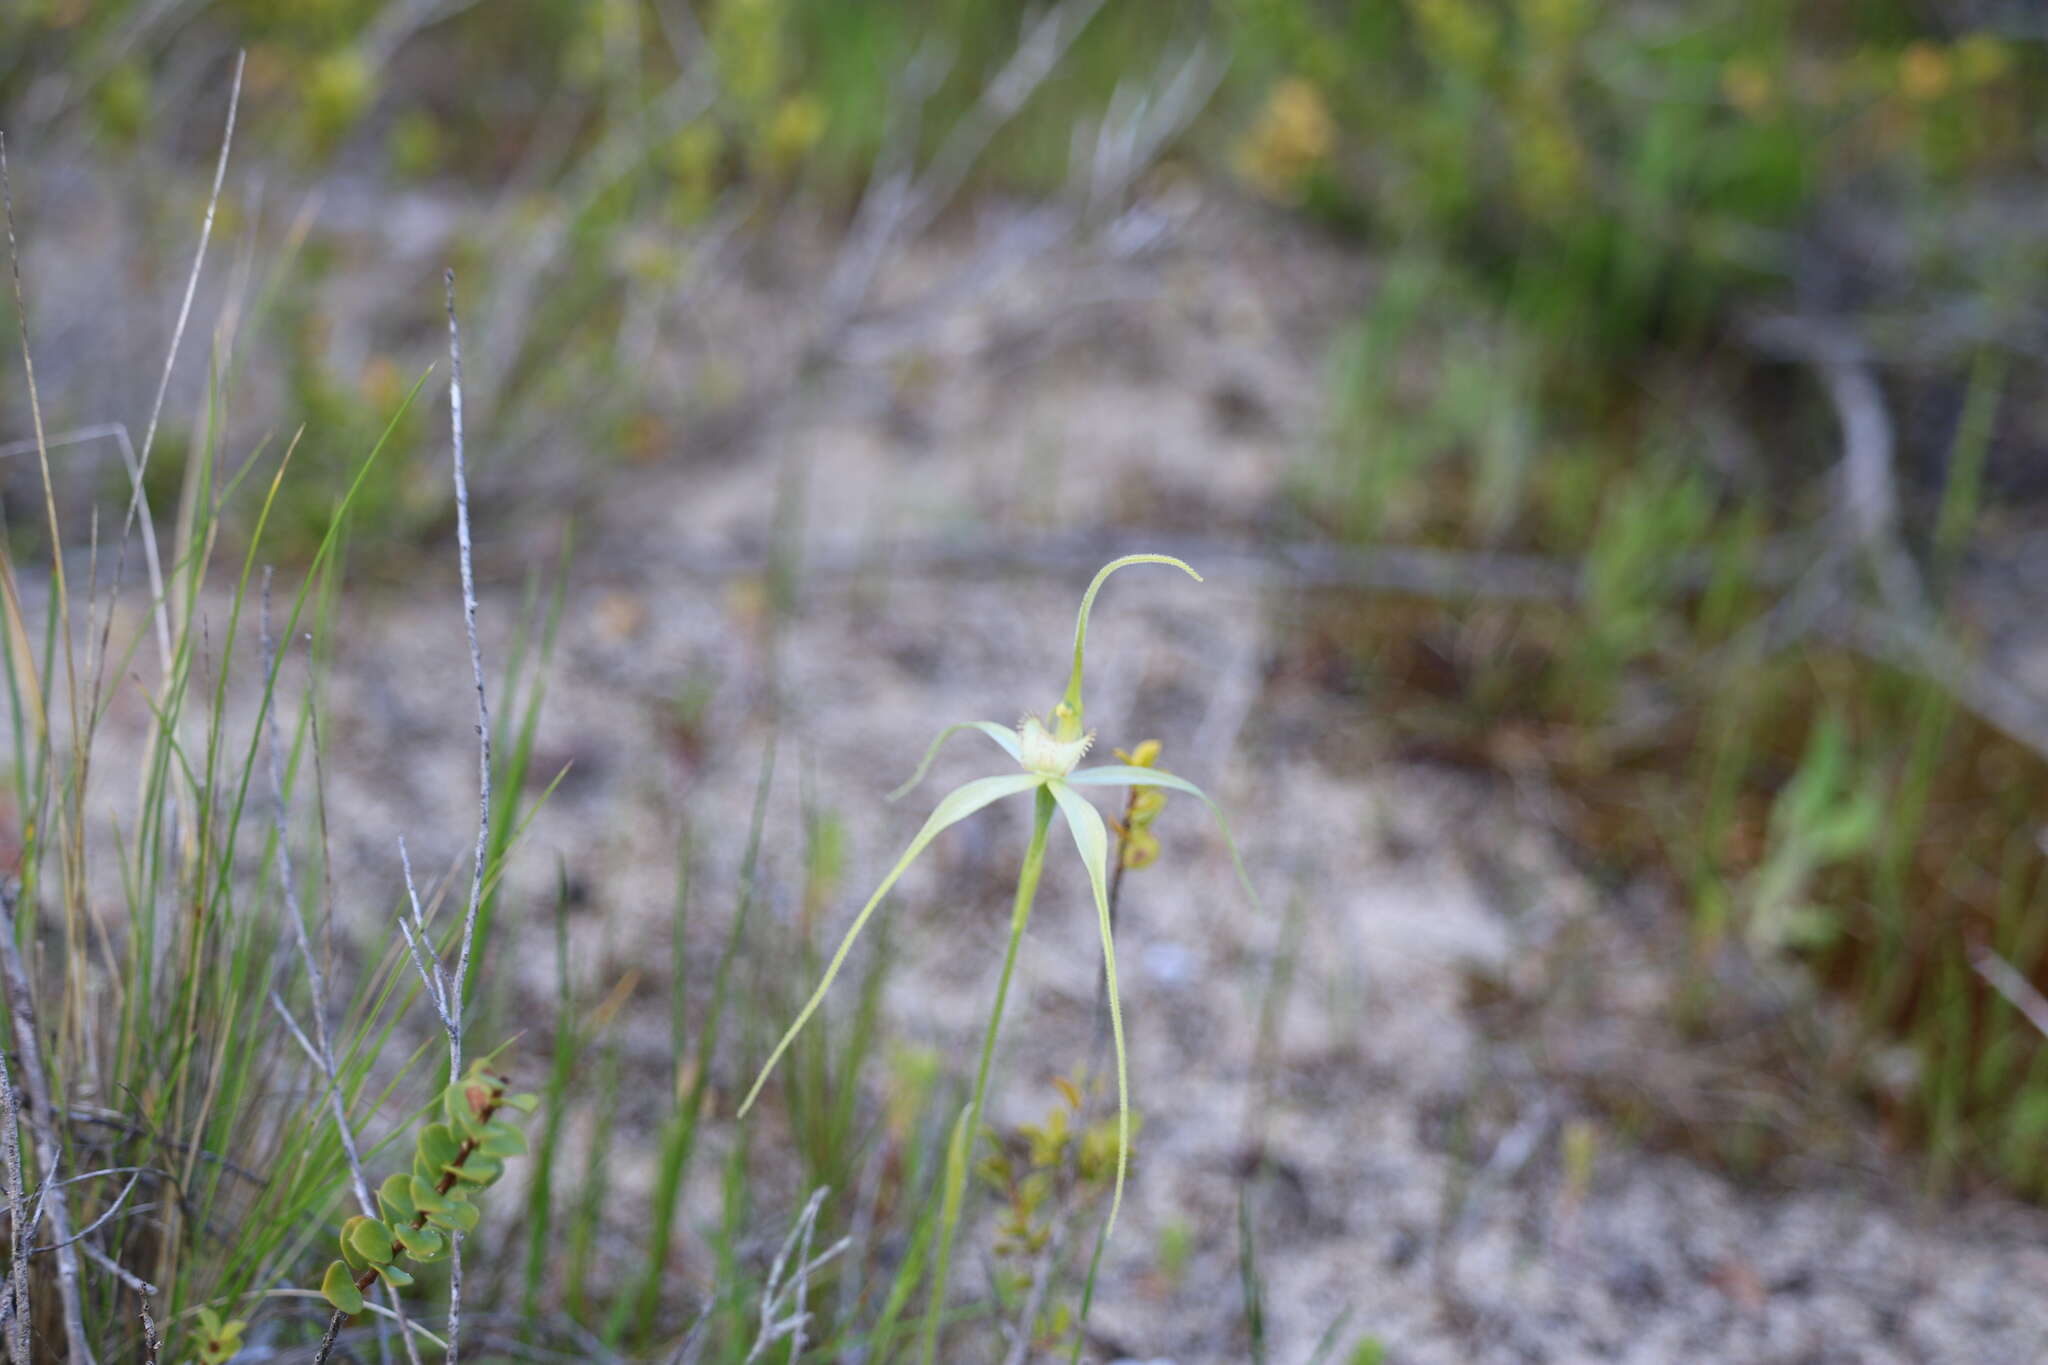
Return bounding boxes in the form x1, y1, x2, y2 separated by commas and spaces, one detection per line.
764, 93, 827, 175
1234, 78, 1335, 202
1721, 58, 1776, 119
1954, 33, 2012, 88
1898, 41, 1953, 102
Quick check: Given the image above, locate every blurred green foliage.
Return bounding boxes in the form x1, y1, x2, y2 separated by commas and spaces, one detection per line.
10, 0, 2048, 1205
1228, 3, 2048, 1200
1227, 0, 2036, 370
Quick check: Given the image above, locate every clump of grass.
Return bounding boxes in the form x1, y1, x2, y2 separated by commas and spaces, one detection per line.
0, 98, 566, 1358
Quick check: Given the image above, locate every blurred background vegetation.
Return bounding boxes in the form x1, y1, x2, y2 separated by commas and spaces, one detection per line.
7, 0, 2048, 1342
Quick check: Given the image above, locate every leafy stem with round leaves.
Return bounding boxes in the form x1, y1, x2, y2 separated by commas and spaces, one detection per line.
311, 1059, 536, 1359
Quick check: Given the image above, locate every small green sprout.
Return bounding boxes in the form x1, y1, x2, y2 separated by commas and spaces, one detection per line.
316, 1058, 537, 1318
737, 554, 1263, 1338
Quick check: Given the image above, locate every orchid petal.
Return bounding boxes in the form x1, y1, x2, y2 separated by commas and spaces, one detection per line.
1061, 555, 1201, 722
1047, 779, 1131, 1247
888, 721, 1026, 801
739, 772, 1047, 1116
1066, 764, 1266, 919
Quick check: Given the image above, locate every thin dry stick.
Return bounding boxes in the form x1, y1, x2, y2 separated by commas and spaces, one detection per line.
1831, 605, 2048, 769
787, 1192, 822, 1364
261, 573, 375, 1215
743, 1189, 845, 1365
896, 0, 1109, 244
0, 1045, 28, 1365
1969, 943, 2048, 1041
353, 278, 490, 1365
263, 577, 424, 1365
0, 890, 95, 1364
75, 1241, 158, 1363
443, 266, 493, 1365
395, 839, 453, 1035
446, 268, 492, 1052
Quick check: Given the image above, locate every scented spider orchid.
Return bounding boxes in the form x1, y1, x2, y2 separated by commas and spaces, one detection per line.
736, 553, 1265, 1281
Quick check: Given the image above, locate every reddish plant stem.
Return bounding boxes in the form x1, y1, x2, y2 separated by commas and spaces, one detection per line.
311, 1089, 504, 1365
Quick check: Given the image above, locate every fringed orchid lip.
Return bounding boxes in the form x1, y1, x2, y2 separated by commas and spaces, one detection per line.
1017, 714, 1093, 776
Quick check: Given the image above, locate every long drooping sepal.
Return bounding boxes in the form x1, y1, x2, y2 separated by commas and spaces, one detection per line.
920, 785, 1057, 1365
887, 721, 1025, 801
1064, 765, 1265, 919
1061, 556, 1201, 735
1047, 779, 1132, 1247
738, 772, 1047, 1117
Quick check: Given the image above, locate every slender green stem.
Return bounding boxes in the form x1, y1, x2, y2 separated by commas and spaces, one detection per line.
921, 785, 1054, 1365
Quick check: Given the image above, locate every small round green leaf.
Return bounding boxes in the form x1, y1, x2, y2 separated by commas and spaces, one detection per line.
321, 1261, 365, 1316
378, 1173, 417, 1224
417, 1122, 459, 1168
396, 1222, 445, 1262
347, 1216, 395, 1266
476, 1122, 528, 1159
339, 1217, 370, 1271
410, 1174, 455, 1216
446, 1153, 502, 1186
376, 1261, 416, 1290
430, 1197, 480, 1234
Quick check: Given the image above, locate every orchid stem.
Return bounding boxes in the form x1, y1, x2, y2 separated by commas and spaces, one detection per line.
921, 784, 1055, 1365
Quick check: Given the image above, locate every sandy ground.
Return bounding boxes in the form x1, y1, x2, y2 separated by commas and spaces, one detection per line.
17, 182, 2048, 1362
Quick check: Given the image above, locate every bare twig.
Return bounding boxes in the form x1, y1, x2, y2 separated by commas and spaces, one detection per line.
444, 265, 492, 1365
896, 0, 1109, 244
1969, 942, 2048, 1041
77, 1240, 158, 1362
597, 530, 1605, 601
0, 890, 95, 1364
64, 1107, 261, 1185
275, 1287, 448, 1356
446, 268, 492, 1051
1742, 315, 1925, 615
743, 1189, 846, 1365
1829, 604, 2048, 770
396, 838, 453, 1032
262, 574, 375, 1213
0, 1045, 28, 1365
351, 271, 496, 1365
264, 578, 425, 1365
1078, 41, 1223, 228
661, 1303, 715, 1365
30, 1165, 147, 1253
787, 1189, 822, 1363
